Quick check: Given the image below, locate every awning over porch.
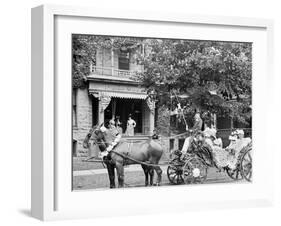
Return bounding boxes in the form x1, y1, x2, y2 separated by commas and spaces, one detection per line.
91, 91, 147, 100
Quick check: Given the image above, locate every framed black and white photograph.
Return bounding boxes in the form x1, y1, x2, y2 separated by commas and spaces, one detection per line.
31, 4, 274, 221
72, 34, 253, 190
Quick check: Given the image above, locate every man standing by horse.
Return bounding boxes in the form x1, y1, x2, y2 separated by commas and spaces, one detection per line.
83, 123, 163, 188
99, 119, 122, 159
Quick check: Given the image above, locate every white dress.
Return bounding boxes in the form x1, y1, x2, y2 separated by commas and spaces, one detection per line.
210, 137, 251, 169
125, 119, 136, 136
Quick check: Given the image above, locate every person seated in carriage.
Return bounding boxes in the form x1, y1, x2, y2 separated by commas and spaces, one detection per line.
181, 126, 251, 169
206, 129, 251, 169
203, 126, 223, 148
181, 112, 203, 154
225, 129, 251, 155
224, 130, 239, 155
201, 127, 224, 167
180, 112, 218, 155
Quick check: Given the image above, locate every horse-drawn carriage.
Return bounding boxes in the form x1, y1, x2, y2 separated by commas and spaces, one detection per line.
83, 125, 252, 188
167, 134, 252, 185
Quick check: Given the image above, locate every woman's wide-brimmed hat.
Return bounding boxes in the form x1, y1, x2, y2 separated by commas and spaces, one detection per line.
229, 135, 237, 141
204, 127, 217, 139
236, 129, 244, 135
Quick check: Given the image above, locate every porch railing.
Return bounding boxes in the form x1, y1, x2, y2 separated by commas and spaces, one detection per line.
89, 65, 137, 79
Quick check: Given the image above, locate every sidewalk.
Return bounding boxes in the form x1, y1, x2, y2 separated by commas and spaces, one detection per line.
72, 165, 237, 190
72, 165, 235, 183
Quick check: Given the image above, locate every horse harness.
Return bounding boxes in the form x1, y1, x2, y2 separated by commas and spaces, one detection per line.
89, 139, 161, 168
121, 142, 134, 165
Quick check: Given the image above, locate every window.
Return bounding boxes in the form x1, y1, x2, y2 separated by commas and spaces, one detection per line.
118, 51, 130, 70
72, 89, 77, 127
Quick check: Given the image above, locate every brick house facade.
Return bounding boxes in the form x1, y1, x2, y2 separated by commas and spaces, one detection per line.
73, 44, 158, 157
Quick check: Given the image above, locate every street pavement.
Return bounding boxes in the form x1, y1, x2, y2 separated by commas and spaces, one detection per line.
73, 164, 244, 190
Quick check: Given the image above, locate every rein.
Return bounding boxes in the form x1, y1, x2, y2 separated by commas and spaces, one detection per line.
110, 150, 163, 168
86, 140, 164, 167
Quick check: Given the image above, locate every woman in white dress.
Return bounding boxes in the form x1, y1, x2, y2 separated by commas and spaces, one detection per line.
205, 129, 251, 169
125, 114, 136, 136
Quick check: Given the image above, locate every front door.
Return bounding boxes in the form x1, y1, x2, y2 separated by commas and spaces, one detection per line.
115, 98, 143, 135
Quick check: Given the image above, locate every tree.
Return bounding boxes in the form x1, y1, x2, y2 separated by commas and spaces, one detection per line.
134, 39, 252, 126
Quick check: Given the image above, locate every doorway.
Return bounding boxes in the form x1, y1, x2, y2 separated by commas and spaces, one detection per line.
104, 98, 143, 134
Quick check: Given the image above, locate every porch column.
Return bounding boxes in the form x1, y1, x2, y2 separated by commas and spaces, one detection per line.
98, 101, 104, 125
97, 94, 111, 125
112, 98, 116, 120
146, 97, 155, 135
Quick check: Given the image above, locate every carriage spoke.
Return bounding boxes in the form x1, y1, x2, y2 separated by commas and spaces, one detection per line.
235, 169, 239, 179
183, 158, 207, 184
179, 175, 184, 182
169, 172, 176, 177
241, 150, 252, 182
176, 175, 180, 184
172, 174, 177, 182
248, 171, 252, 179
226, 167, 242, 180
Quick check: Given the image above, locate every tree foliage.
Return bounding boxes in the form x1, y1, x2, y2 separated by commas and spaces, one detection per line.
134, 39, 252, 125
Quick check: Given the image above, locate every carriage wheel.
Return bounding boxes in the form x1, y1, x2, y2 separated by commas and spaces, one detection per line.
226, 167, 243, 180
240, 149, 252, 182
167, 159, 185, 185
183, 157, 208, 184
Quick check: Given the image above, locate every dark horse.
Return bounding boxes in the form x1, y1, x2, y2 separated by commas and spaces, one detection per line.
83, 126, 163, 188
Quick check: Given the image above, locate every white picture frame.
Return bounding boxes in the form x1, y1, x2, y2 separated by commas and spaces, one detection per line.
31, 4, 274, 221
